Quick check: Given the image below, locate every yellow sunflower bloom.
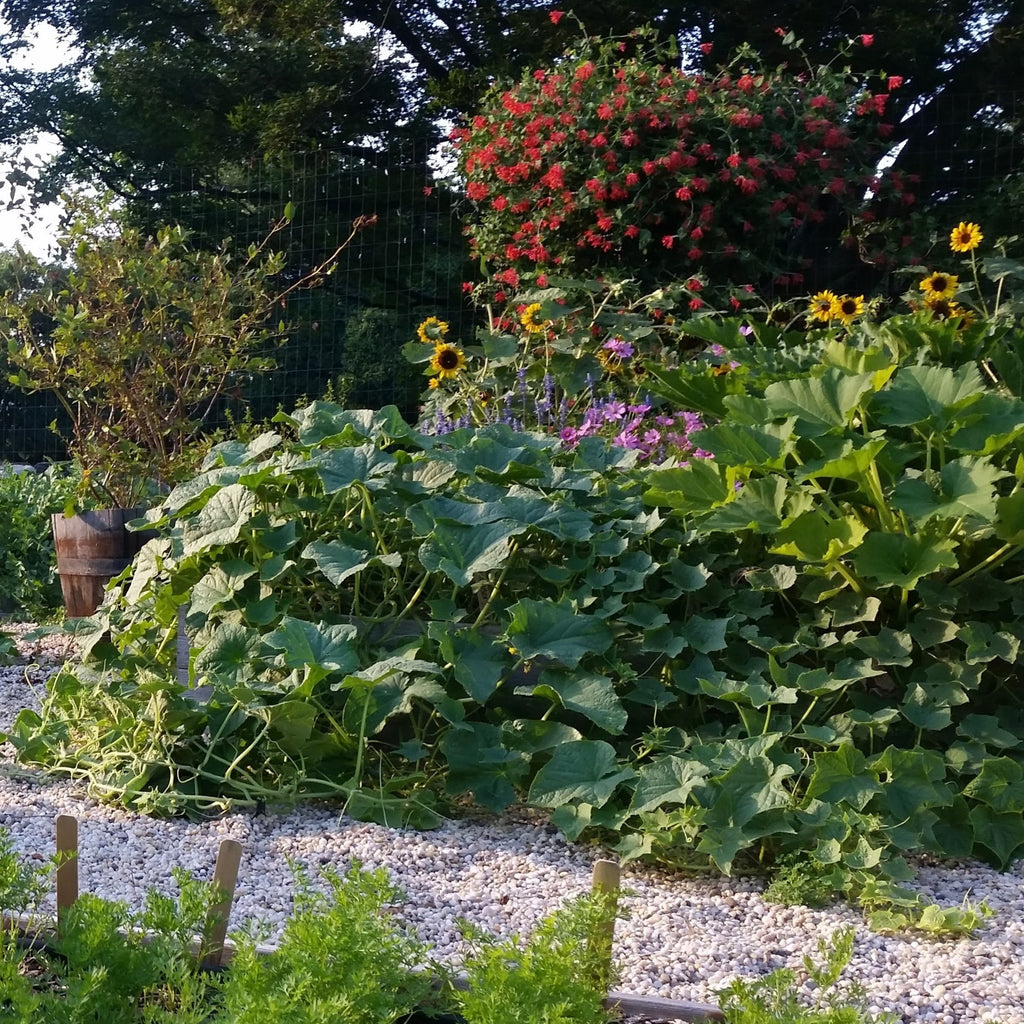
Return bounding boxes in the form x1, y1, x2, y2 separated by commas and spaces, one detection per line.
417, 316, 450, 344
427, 377, 441, 389
808, 290, 839, 323
833, 294, 865, 326
520, 302, 551, 334
429, 343, 467, 379
919, 272, 958, 300
950, 222, 983, 253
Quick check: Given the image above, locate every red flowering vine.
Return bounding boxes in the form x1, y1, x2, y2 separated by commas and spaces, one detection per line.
453, 22, 915, 309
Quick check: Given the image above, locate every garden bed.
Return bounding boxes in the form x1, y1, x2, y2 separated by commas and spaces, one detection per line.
1, 623, 1022, 1023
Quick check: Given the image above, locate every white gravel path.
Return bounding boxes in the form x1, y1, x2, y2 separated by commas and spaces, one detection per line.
1, 621, 1022, 1023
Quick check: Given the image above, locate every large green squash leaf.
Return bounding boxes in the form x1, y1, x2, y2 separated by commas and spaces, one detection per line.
264, 617, 360, 673
872, 363, 984, 429
528, 739, 635, 808
182, 483, 258, 555
504, 598, 613, 667
301, 541, 402, 585
763, 369, 876, 436
852, 533, 957, 589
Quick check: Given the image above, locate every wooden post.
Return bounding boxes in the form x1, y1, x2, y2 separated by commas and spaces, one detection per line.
200, 839, 242, 968
589, 859, 620, 995
55, 815, 79, 936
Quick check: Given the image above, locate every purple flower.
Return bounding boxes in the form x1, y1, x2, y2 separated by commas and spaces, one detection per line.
602, 399, 627, 422
603, 337, 635, 359
560, 426, 580, 446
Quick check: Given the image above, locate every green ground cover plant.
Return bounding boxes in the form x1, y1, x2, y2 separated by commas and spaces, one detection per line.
8, 299, 1024, 925
716, 928, 895, 1024
0, 828, 628, 1024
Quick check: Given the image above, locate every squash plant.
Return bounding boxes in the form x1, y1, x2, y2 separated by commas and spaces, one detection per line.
7, 309, 1024, 913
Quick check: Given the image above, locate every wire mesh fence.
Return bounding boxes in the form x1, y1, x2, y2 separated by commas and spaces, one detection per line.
0, 140, 476, 463
2, 83, 1024, 464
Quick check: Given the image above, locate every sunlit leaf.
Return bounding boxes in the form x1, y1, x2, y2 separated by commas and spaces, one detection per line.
528, 739, 635, 808
505, 598, 613, 667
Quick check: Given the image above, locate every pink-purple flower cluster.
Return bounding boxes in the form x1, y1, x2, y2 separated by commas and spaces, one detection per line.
560, 400, 708, 462
429, 368, 711, 465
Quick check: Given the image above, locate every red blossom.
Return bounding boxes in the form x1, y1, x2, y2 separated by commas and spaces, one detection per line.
700, 42, 713, 55
860, 34, 874, 46
549, 10, 564, 23
887, 75, 903, 91
540, 165, 565, 189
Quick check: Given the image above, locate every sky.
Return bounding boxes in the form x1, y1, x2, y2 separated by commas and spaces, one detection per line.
0, 23, 74, 256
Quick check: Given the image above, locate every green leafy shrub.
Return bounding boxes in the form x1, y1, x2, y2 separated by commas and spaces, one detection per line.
0, 465, 81, 619
1, 194, 355, 509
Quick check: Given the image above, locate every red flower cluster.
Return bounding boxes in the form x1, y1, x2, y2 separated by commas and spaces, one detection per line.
453, 25, 913, 307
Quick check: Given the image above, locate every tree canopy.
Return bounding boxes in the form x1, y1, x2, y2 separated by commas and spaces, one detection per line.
0, 0, 1020, 227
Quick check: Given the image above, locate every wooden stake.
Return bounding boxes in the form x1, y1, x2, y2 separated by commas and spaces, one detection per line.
589, 858, 620, 994
55, 815, 78, 935
200, 839, 242, 968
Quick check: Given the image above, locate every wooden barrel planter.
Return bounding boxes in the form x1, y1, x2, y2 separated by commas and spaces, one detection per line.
50, 509, 154, 618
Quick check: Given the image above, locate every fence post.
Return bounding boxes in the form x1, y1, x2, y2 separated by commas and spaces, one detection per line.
200, 838, 242, 968
55, 815, 79, 936
589, 858, 620, 995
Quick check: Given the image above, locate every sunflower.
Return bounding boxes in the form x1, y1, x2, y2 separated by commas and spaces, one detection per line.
427, 376, 441, 389
919, 272, 958, 300
429, 343, 467, 379
417, 317, 450, 344
808, 290, 839, 323
833, 294, 865, 326
925, 296, 974, 327
520, 303, 551, 334
950, 221, 983, 253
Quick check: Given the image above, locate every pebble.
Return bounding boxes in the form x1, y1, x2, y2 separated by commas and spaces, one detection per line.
1, 622, 1023, 1023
